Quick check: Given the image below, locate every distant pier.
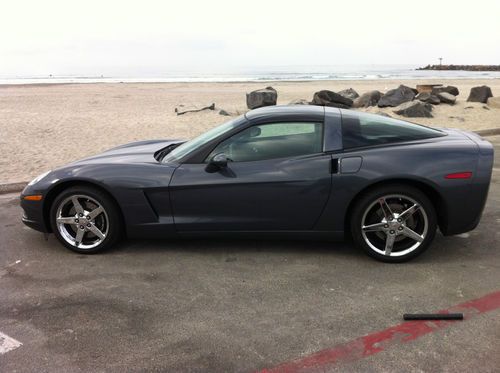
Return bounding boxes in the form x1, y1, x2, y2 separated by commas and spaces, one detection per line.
417, 65, 500, 71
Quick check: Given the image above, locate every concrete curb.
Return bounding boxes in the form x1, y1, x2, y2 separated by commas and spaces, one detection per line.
475, 128, 500, 137
0, 182, 28, 195
0, 128, 498, 195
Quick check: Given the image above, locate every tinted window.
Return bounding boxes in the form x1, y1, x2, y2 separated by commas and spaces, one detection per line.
341, 111, 445, 149
207, 122, 323, 162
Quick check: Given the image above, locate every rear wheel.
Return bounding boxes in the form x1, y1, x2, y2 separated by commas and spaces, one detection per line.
350, 184, 437, 263
50, 186, 122, 253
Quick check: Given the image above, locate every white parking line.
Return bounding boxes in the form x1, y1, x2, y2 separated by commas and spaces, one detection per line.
0, 331, 22, 354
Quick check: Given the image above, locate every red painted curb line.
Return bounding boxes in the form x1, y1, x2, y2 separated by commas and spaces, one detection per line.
258, 290, 500, 373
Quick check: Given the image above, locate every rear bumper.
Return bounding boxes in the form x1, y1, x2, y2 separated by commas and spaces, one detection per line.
440, 194, 486, 235
440, 135, 493, 236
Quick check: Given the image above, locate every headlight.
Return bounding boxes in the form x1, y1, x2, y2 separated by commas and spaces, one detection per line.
28, 170, 51, 186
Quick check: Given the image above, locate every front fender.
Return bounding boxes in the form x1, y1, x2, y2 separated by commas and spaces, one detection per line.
21, 162, 178, 236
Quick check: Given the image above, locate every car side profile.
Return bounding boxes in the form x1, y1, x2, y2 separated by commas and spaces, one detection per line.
21, 105, 494, 262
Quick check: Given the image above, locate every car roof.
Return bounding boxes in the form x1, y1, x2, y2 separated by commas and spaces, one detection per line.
245, 105, 339, 124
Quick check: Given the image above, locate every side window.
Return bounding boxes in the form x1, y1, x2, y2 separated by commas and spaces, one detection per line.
207, 122, 323, 162
342, 111, 445, 149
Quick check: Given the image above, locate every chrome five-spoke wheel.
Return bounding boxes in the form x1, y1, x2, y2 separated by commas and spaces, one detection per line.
361, 195, 428, 257
50, 186, 121, 253
350, 185, 437, 262
56, 194, 109, 249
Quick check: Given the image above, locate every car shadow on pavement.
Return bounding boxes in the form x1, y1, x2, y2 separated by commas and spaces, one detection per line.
98, 231, 478, 266
107, 237, 359, 258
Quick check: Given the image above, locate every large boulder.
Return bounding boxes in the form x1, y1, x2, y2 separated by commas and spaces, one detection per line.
467, 86, 493, 103
352, 90, 382, 108
431, 85, 459, 96
437, 92, 456, 104
393, 101, 433, 118
311, 90, 352, 108
338, 88, 360, 100
378, 85, 416, 107
487, 97, 500, 109
415, 92, 440, 105
246, 86, 277, 109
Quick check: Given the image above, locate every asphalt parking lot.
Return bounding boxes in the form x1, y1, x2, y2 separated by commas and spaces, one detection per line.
1, 137, 499, 373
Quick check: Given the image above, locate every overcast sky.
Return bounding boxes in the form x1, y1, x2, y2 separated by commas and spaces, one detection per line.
1, 0, 499, 76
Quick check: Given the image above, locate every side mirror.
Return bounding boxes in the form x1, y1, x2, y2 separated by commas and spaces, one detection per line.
205, 153, 228, 173
249, 126, 261, 137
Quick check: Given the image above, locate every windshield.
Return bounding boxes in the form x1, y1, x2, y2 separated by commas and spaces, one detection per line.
162, 116, 245, 163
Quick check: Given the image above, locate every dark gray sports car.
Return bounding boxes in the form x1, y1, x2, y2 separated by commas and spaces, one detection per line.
21, 105, 493, 262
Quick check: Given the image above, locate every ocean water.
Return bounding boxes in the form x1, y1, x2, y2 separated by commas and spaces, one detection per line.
1, 65, 500, 85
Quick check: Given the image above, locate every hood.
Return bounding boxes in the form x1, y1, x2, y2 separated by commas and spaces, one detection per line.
69, 139, 183, 166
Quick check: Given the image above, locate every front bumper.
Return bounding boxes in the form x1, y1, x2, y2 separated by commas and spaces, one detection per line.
21, 214, 47, 232
20, 190, 50, 233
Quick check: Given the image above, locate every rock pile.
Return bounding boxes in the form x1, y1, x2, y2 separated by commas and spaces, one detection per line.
353, 91, 382, 108
415, 92, 440, 105
238, 83, 497, 120
393, 101, 433, 118
310, 90, 353, 109
378, 85, 416, 107
432, 86, 460, 96
337, 88, 360, 100
437, 92, 456, 105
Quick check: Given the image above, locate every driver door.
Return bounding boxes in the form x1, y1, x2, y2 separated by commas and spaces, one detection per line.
169, 121, 332, 231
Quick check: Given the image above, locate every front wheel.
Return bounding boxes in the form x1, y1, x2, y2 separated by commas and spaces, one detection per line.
350, 185, 437, 263
50, 186, 122, 254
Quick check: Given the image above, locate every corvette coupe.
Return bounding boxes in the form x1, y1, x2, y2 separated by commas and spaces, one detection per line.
21, 105, 493, 262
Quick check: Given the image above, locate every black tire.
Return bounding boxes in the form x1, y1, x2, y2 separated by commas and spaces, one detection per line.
350, 184, 437, 263
50, 185, 122, 254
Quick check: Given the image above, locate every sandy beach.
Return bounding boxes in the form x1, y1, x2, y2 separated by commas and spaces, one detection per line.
0, 79, 499, 184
